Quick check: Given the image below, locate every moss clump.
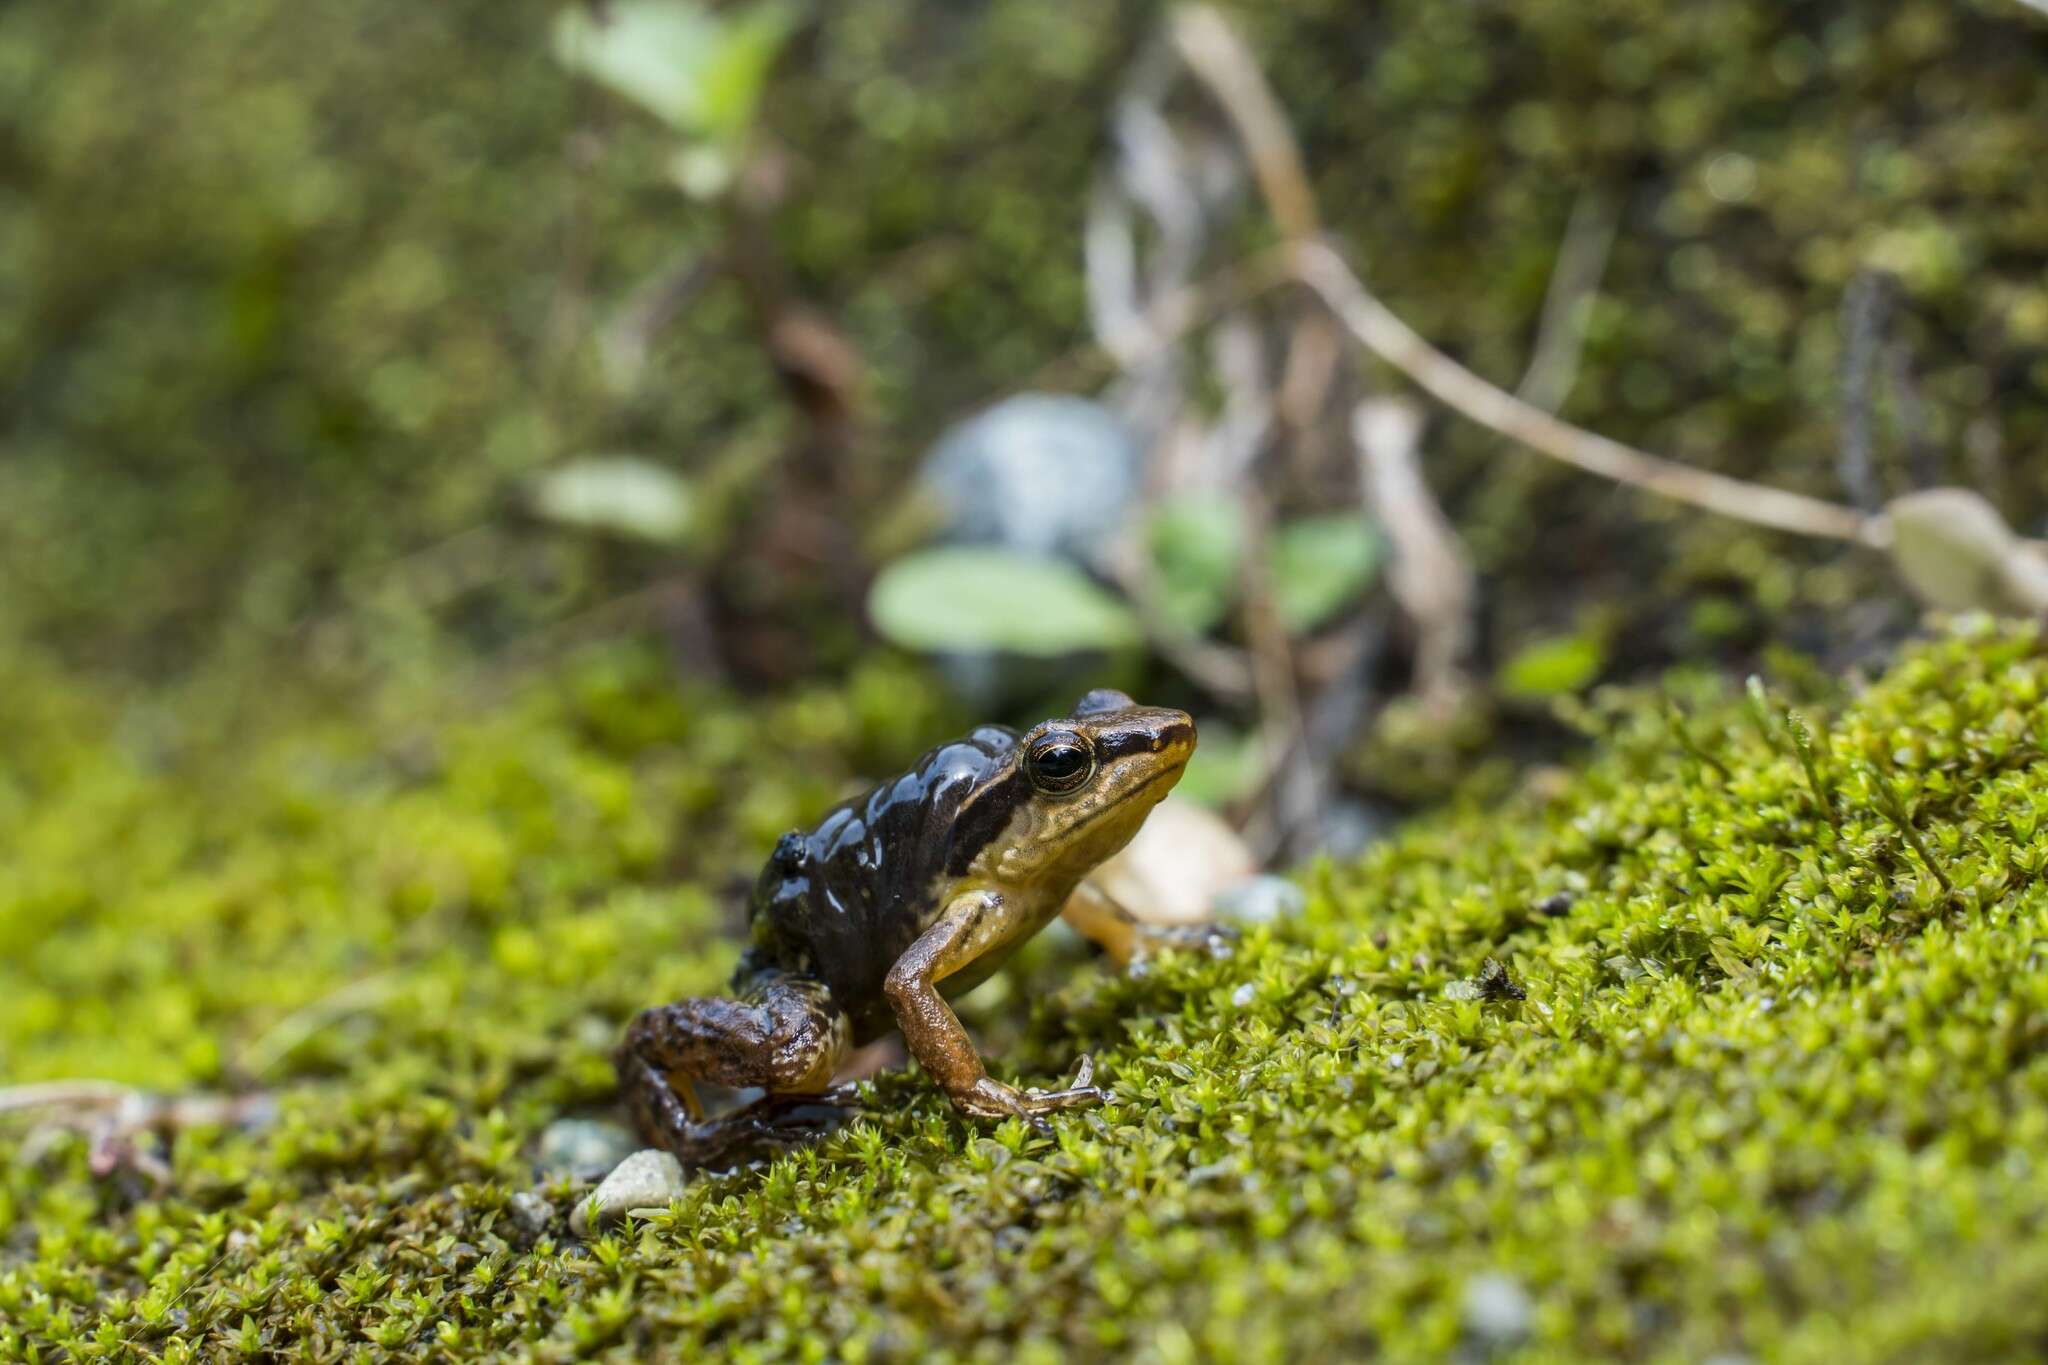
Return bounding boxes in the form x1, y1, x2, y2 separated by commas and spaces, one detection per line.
4, 619, 2046, 1360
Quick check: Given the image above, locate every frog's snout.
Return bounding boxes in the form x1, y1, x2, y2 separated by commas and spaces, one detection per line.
1149, 712, 1196, 768
1096, 706, 1195, 765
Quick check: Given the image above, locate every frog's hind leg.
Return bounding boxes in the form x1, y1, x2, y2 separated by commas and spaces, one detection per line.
617, 970, 852, 1167
1060, 881, 1236, 968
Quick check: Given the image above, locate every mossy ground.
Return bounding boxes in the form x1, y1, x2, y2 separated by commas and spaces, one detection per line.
6, 619, 2047, 1361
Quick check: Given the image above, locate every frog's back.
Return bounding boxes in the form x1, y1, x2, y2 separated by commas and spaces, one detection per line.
745, 724, 1022, 1037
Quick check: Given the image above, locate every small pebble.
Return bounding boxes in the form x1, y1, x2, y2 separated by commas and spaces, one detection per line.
1318, 798, 1395, 860
1212, 875, 1305, 925
917, 393, 1141, 561
569, 1149, 688, 1237
1462, 1272, 1534, 1345
537, 1117, 639, 1181
507, 1190, 554, 1241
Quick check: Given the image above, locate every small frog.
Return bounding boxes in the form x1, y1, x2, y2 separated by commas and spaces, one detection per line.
618, 689, 1210, 1164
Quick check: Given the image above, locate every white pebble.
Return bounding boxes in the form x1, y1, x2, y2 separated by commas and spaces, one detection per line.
569, 1149, 687, 1237
1461, 1271, 1533, 1344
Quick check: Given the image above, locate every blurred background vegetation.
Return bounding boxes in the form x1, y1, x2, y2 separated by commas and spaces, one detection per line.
6, 0, 2043, 779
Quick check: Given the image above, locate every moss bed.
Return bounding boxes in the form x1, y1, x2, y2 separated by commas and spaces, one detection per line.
2, 619, 2045, 1360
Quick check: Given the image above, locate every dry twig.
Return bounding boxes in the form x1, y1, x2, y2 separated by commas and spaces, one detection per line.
1353, 399, 1474, 714
1172, 2, 1880, 549
1517, 189, 1618, 413
2, 1080, 276, 1186
1169, 7, 1319, 245
1295, 240, 1878, 545
1838, 269, 1892, 511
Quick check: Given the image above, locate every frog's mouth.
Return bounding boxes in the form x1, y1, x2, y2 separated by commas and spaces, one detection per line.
1065, 760, 1183, 833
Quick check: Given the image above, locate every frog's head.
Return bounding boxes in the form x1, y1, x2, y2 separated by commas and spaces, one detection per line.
981, 689, 1195, 887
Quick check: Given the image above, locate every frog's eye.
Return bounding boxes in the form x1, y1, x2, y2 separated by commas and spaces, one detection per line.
1025, 730, 1095, 796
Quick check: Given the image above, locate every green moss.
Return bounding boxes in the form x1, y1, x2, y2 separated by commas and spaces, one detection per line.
6, 618, 2048, 1359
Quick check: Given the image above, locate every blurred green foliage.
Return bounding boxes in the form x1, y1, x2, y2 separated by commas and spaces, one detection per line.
7, 622, 2048, 1358
553, 0, 795, 148
868, 546, 1144, 656
3, 0, 2043, 686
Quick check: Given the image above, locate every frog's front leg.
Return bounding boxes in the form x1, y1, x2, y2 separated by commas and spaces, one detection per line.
883, 890, 1107, 1125
617, 969, 852, 1167
1061, 880, 1236, 968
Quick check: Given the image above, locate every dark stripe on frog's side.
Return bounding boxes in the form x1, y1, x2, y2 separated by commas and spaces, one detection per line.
943, 762, 1029, 877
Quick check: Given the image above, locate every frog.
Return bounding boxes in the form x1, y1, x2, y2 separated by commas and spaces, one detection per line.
617, 688, 1216, 1166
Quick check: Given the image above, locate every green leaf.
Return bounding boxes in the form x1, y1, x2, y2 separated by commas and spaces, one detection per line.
1268, 514, 1383, 633
697, 4, 797, 139
1498, 632, 1607, 699
530, 457, 695, 544
868, 548, 1141, 656
552, 0, 792, 140
1147, 493, 1244, 636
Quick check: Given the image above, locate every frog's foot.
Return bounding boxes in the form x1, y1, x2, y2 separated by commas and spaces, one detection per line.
953, 1056, 1108, 1132
1131, 921, 1239, 963
1062, 881, 1237, 968
623, 1064, 858, 1169
719, 1088, 861, 1155
617, 970, 853, 1167
735, 1086, 863, 1135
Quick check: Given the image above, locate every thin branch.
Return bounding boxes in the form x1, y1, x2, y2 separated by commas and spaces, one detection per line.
1517, 189, 1618, 412
1889, 338, 1937, 490
1295, 240, 1879, 545
1019, 247, 1296, 401
1169, 6, 1319, 244
238, 971, 403, 1079
1170, 3, 1876, 547
1206, 313, 1274, 487
1171, 4, 1339, 472
1838, 269, 1891, 511
1084, 176, 1149, 366
1236, 492, 1312, 862
598, 249, 720, 392
1353, 399, 1474, 714
0, 1080, 135, 1116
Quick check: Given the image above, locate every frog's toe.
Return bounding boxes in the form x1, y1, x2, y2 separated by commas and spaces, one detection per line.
1019, 1057, 1110, 1114
1134, 921, 1239, 963
1021, 1084, 1108, 1113
952, 1077, 1033, 1122
952, 1071, 1105, 1125
730, 1091, 859, 1150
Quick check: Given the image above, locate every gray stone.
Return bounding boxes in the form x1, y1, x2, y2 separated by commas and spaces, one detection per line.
569, 1148, 689, 1238
507, 1190, 554, 1241
536, 1117, 638, 1181
1212, 875, 1306, 925
918, 394, 1142, 563
1318, 798, 1397, 861
1461, 1271, 1534, 1345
